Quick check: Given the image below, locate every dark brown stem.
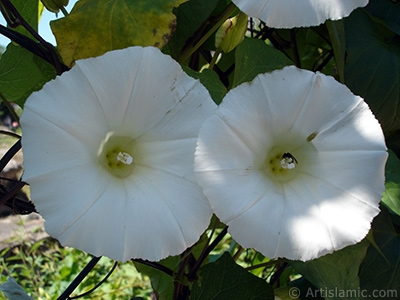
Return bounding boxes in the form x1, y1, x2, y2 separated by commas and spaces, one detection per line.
290, 29, 301, 68
0, 0, 68, 75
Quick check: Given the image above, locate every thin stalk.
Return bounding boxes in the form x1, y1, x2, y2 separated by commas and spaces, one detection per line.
56, 256, 102, 300
0, 130, 21, 139
0, 0, 68, 74
0, 92, 20, 125
209, 47, 222, 70
132, 258, 174, 277
290, 29, 301, 68
178, 2, 237, 64
60, 6, 69, 16
245, 258, 284, 271
0, 180, 25, 207
69, 261, 118, 299
232, 245, 244, 261
187, 226, 228, 280
0, 140, 21, 173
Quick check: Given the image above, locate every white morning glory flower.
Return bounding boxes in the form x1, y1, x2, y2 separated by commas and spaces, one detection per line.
0, 277, 34, 300
231, 0, 368, 28
21, 46, 217, 262
194, 66, 387, 261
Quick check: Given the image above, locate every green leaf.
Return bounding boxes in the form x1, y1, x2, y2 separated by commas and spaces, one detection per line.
51, 0, 188, 67
233, 38, 293, 87
168, 0, 220, 59
133, 256, 178, 300
326, 19, 346, 83
359, 206, 400, 296
364, 0, 400, 35
0, 43, 57, 107
344, 8, 400, 141
10, 0, 44, 40
183, 67, 227, 104
382, 150, 400, 215
191, 252, 274, 300
289, 238, 370, 300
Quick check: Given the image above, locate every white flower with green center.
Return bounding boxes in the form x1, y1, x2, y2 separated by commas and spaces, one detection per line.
231, 0, 368, 28
194, 66, 387, 261
21, 46, 217, 262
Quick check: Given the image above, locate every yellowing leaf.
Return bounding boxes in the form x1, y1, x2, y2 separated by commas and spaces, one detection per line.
51, 0, 188, 67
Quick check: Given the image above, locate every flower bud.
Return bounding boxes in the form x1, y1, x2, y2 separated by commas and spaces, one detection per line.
41, 0, 69, 13
215, 12, 248, 53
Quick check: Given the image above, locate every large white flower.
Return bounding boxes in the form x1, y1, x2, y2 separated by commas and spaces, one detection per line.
194, 66, 387, 261
21, 46, 217, 262
232, 0, 368, 28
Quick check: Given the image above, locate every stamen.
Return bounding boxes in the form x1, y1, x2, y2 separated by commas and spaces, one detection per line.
281, 153, 297, 169
117, 152, 133, 165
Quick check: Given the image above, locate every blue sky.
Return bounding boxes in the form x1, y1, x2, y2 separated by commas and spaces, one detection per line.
0, 0, 78, 47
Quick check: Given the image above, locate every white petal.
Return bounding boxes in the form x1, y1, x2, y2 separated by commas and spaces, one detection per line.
196, 170, 277, 223
252, 67, 314, 140
232, 0, 368, 28
21, 46, 215, 262
278, 176, 380, 260
195, 115, 258, 171
139, 79, 216, 141
27, 164, 111, 238
21, 112, 95, 179
301, 150, 387, 204
195, 66, 387, 261
56, 166, 212, 262
0, 277, 34, 300
21, 63, 109, 151
134, 139, 197, 181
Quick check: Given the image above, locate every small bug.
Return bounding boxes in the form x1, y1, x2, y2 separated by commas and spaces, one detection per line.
282, 153, 298, 164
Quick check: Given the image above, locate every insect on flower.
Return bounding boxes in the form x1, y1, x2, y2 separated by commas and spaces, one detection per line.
282, 153, 298, 164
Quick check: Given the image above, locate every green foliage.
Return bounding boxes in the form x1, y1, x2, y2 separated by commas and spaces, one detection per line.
326, 19, 345, 82
51, 0, 188, 67
344, 2, 400, 143
0, 43, 56, 107
10, 0, 44, 40
1, 237, 151, 299
290, 239, 370, 300
183, 66, 227, 104
382, 150, 400, 215
233, 38, 293, 87
359, 206, 400, 298
168, 0, 220, 59
191, 252, 274, 300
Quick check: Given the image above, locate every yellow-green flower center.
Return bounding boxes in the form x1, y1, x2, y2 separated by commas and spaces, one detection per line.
98, 134, 135, 179
264, 147, 299, 182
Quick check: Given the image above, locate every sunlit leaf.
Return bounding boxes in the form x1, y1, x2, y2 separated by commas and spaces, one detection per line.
133, 256, 177, 300
233, 38, 293, 87
344, 8, 400, 143
289, 238, 370, 300
51, 0, 188, 67
183, 67, 227, 104
191, 252, 274, 300
10, 0, 44, 40
0, 44, 56, 107
382, 150, 400, 216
